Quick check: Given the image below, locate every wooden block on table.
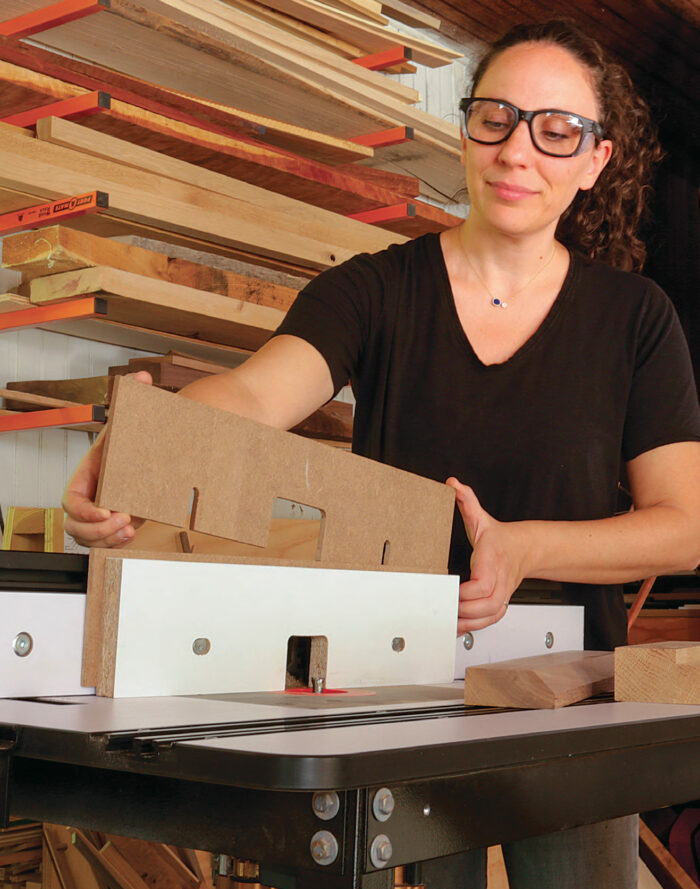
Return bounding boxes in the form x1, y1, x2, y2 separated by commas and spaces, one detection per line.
464, 650, 615, 709
615, 641, 700, 705
4, 376, 109, 409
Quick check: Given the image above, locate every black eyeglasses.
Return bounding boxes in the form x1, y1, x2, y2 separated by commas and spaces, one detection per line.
459, 97, 604, 158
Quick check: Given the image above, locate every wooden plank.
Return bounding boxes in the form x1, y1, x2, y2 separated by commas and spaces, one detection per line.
3, 226, 300, 311
3, 376, 109, 408
30, 266, 286, 351
36, 106, 440, 220
639, 819, 699, 889
615, 641, 700, 705
379, 0, 440, 30
463, 650, 615, 709
628, 610, 700, 645
0, 121, 404, 270
217, 0, 458, 66
0, 38, 373, 164
0, 388, 84, 410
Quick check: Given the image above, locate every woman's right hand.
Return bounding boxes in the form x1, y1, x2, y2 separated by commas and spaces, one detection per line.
62, 371, 151, 548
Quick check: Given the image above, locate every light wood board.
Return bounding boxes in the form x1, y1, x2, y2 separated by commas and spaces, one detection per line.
615, 641, 700, 705
464, 650, 615, 709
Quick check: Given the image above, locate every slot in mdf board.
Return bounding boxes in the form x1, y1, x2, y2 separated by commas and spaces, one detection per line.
0, 122, 404, 270
615, 641, 700, 705
464, 650, 615, 709
0, 39, 375, 165
97, 556, 458, 696
97, 376, 455, 566
29, 266, 285, 351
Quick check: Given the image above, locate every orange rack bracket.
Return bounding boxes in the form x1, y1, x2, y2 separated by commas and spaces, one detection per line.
0, 404, 106, 433
352, 46, 413, 71
0, 191, 108, 236
0, 296, 107, 333
347, 203, 416, 224
0, 0, 109, 39
2, 91, 110, 128
350, 126, 414, 149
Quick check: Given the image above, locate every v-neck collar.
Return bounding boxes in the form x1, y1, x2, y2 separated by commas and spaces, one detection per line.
429, 232, 578, 370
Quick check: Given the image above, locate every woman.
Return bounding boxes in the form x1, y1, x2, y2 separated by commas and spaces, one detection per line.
65, 19, 700, 889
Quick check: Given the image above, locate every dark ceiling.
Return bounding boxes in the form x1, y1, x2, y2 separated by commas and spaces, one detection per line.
411, 0, 700, 162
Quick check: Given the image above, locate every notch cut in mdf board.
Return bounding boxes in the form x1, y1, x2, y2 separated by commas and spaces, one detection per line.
96, 376, 455, 569
615, 641, 700, 706
464, 650, 615, 709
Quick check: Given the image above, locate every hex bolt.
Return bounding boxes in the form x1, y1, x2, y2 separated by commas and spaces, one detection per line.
545, 631, 555, 649
310, 830, 339, 866
462, 632, 474, 651
192, 637, 211, 656
217, 854, 231, 877
370, 834, 393, 868
391, 637, 405, 652
312, 676, 325, 694
13, 632, 33, 658
372, 787, 395, 822
312, 791, 340, 821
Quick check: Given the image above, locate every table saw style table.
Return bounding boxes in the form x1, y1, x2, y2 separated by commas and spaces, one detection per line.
2, 557, 700, 889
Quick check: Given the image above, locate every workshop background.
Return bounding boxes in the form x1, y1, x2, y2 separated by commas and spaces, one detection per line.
0, 0, 698, 887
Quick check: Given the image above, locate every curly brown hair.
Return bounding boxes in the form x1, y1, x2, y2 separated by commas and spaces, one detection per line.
469, 19, 663, 272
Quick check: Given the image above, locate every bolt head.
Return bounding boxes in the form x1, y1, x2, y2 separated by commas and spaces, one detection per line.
310, 830, 338, 866
372, 787, 395, 821
462, 632, 474, 651
545, 631, 554, 649
312, 791, 339, 821
369, 834, 393, 868
13, 632, 33, 657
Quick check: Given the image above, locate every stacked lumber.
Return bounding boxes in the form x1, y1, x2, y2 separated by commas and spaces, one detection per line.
0, 821, 42, 889
0, 0, 465, 200
42, 824, 215, 889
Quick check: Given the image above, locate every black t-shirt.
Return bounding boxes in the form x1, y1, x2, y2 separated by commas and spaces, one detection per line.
275, 233, 700, 649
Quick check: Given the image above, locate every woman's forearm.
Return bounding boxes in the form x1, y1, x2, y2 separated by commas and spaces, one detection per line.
515, 504, 700, 585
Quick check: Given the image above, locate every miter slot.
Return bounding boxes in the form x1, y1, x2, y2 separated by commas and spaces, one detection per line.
285, 635, 328, 690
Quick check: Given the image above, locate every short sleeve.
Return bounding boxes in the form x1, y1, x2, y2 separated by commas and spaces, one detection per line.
622, 282, 700, 461
272, 250, 389, 395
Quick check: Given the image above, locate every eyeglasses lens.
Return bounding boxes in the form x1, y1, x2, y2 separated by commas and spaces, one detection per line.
532, 112, 584, 156
465, 101, 585, 157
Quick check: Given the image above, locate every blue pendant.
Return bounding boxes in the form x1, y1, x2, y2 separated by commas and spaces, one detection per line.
491, 297, 507, 308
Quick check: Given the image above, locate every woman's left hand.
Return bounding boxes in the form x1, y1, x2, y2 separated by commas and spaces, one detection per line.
446, 477, 528, 634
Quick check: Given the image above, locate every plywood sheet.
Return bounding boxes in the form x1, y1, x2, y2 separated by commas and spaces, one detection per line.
464, 650, 615, 709
615, 641, 700, 705
97, 376, 455, 567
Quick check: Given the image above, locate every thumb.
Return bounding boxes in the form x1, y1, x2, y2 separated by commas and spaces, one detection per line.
446, 477, 485, 545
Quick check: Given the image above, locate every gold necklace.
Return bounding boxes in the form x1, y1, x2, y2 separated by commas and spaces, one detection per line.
464, 244, 557, 309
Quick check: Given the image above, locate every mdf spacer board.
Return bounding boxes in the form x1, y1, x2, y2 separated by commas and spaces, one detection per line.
615, 642, 700, 706
96, 376, 456, 570
464, 650, 615, 709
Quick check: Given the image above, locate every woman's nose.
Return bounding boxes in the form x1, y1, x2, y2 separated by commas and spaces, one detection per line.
496, 119, 536, 164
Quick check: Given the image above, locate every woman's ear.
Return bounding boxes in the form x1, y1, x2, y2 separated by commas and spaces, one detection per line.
579, 138, 613, 191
